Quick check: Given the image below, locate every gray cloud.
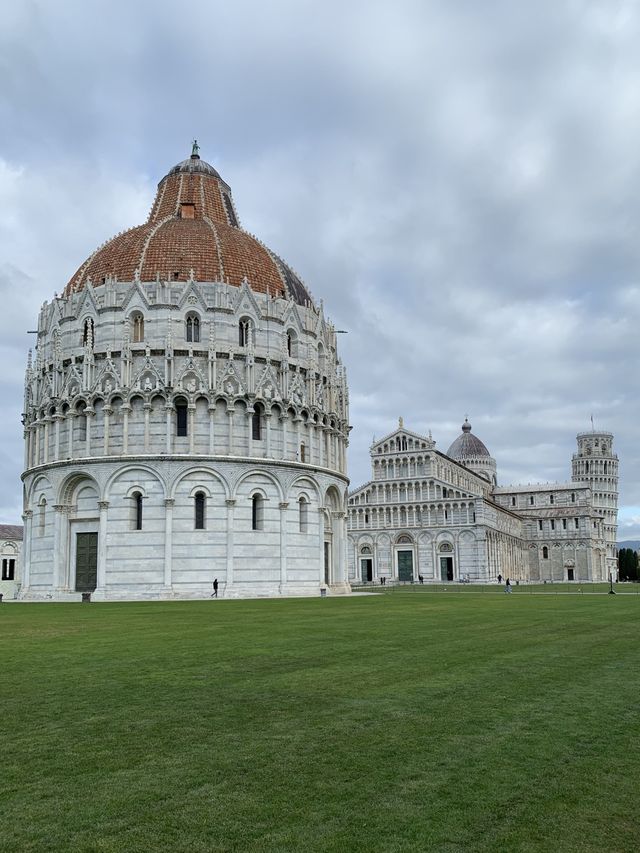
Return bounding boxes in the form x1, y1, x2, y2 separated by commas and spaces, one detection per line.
1, 0, 639, 534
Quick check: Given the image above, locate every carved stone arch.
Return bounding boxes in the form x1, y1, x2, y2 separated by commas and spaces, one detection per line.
104, 464, 167, 502
233, 469, 284, 502
58, 470, 102, 506
169, 466, 230, 501
287, 475, 322, 504
27, 473, 54, 506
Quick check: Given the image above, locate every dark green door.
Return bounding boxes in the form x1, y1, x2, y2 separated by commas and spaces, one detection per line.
75, 533, 98, 592
397, 550, 413, 581
361, 559, 373, 582
440, 557, 453, 582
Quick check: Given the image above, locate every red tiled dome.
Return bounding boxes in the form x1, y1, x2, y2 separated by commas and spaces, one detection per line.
65, 150, 312, 305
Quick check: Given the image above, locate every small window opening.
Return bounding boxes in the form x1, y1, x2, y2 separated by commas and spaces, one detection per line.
530, 495, 534, 505
538, 520, 543, 531
132, 491, 143, 530
549, 494, 554, 504
252, 494, 264, 531
300, 442, 306, 463
299, 497, 308, 533
194, 492, 206, 530
82, 318, 94, 349
239, 318, 252, 347
511, 497, 516, 506
542, 546, 549, 559
550, 520, 555, 530
176, 399, 188, 437
252, 405, 262, 441
575, 518, 579, 529
1, 558, 15, 581
186, 314, 200, 343
571, 492, 576, 503
567, 568, 574, 581
180, 203, 195, 219
131, 313, 144, 343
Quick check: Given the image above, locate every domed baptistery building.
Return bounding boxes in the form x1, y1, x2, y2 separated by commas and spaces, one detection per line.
21, 145, 350, 600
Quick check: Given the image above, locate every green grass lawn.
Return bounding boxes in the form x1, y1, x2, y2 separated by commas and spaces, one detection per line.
2, 595, 639, 852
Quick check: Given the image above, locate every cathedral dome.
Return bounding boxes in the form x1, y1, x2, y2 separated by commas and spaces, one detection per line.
446, 419, 491, 460
65, 147, 312, 306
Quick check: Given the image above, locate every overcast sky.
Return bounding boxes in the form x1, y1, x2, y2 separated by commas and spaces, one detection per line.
1, 0, 639, 537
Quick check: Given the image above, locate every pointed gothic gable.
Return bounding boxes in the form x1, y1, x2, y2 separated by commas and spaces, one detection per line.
216, 359, 247, 397
287, 372, 307, 407
232, 277, 262, 320
92, 356, 121, 395
281, 299, 305, 336
61, 363, 84, 400
120, 278, 152, 313
75, 280, 100, 319
131, 355, 165, 393
177, 280, 208, 313
255, 363, 282, 403
175, 355, 207, 394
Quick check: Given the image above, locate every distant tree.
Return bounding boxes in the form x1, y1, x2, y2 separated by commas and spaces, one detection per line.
618, 548, 638, 581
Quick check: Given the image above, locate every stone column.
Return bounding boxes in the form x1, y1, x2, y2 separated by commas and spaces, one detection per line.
122, 404, 130, 454
67, 413, 75, 460
208, 405, 216, 454
265, 412, 272, 458
164, 499, 174, 590
85, 410, 94, 456
318, 508, 326, 586
54, 415, 62, 461
165, 405, 173, 454
20, 510, 33, 594
188, 405, 196, 453
96, 500, 109, 594
43, 418, 50, 463
52, 505, 68, 593
281, 414, 288, 460
226, 499, 236, 590
227, 409, 235, 455
144, 403, 151, 452
279, 502, 289, 591
103, 406, 112, 456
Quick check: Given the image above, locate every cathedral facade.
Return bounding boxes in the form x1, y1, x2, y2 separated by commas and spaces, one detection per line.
347, 420, 617, 584
20, 148, 350, 600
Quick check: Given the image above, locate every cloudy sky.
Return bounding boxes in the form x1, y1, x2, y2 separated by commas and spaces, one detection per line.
1, 0, 639, 537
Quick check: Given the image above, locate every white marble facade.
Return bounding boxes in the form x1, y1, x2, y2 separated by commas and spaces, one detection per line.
20, 152, 350, 601
0, 526, 23, 600
348, 421, 614, 584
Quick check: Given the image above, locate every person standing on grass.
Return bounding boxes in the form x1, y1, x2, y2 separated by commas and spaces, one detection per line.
418, 574, 424, 584
498, 573, 502, 584
212, 578, 218, 598
505, 577, 511, 594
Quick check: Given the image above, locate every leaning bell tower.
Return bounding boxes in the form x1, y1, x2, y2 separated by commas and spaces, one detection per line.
572, 430, 618, 578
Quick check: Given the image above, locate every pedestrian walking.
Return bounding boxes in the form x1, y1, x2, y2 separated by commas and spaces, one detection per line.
212, 578, 218, 598
504, 577, 511, 594
497, 574, 502, 584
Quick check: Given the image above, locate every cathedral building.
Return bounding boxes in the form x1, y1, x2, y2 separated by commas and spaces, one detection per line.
347, 419, 616, 584
20, 146, 350, 600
